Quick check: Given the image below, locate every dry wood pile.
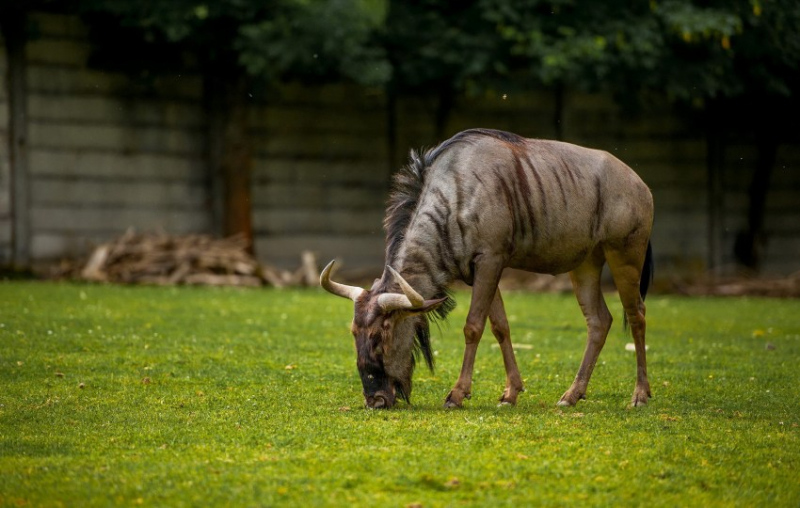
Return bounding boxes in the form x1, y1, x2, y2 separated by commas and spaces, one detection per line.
496, 269, 574, 293
682, 271, 800, 298
78, 229, 319, 287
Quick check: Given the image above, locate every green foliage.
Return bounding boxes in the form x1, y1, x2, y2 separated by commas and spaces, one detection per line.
485, 1, 655, 89
485, 0, 800, 104
382, 0, 509, 96
51, 0, 800, 104
76, 0, 391, 86
237, 0, 390, 86
1, 282, 799, 506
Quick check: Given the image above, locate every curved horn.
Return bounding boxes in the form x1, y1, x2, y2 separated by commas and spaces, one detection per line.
376, 293, 414, 312
320, 260, 364, 301
377, 266, 425, 312
387, 266, 424, 307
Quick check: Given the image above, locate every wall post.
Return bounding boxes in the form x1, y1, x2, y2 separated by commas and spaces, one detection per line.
1, 9, 30, 268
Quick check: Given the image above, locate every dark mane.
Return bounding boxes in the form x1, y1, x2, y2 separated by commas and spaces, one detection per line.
383, 147, 428, 268
462, 127, 527, 145
410, 318, 435, 376
383, 128, 524, 266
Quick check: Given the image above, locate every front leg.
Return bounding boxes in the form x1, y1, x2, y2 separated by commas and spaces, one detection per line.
444, 257, 504, 408
444, 343, 477, 408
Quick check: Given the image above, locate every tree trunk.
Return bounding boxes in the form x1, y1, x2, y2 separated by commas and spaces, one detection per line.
705, 101, 725, 278
205, 70, 254, 254
734, 128, 778, 272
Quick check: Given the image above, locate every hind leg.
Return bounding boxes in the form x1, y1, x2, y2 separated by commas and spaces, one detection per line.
605, 245, 651, 407
489, 290, 525, 405
559, 249, 612, 406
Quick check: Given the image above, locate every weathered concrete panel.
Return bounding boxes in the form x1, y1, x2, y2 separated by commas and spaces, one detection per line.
31, 206, 209, 234
0, 186, 10, 216
253, 183, 386, 209
256, 234, 384, 271
761, 237, 800, 276
605, 139, 707, 162
765, 211, 800, 234
274, 83, 385, 109
635, 162, 707, 186
27, 64, 129, 95
30, 12, 89, 38
253, 104, 385, 132
254, 208, 383, 236
29, 151, 205, 180
29, 122, 204, 154
31, 232, 94, 259
0, 33, 12, 263
651, 187, 708, 211
29, 95, 204, 128
252, 158, 390, 185
256, 132, 389, 159
27, 65, 203, 99
26, 38, 92, 66
32, 179, 208, 208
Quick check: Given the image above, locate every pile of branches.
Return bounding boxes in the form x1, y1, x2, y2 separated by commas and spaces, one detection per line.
77, 229, 318, 287
681, 271, 800, 298
496, 269, 573, 293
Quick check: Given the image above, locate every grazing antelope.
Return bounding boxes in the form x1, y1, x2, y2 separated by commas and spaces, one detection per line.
321, 128, 654, 409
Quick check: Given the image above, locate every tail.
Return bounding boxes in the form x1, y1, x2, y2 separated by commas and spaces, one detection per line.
624, 241, 654, 332
640, 241, 654, 301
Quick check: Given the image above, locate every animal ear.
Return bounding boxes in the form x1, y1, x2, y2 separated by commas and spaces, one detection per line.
404, 296, 449, 316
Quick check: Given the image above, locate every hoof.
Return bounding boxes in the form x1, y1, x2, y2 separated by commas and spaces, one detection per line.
444, 390, 469, 409
631, 384, 652, 407
557, 390, 585, 407
498, 386, 523, 406
498, 395, 518, 406
630, 392, 651, 408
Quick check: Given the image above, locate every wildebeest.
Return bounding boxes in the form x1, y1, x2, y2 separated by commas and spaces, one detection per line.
321, 128, 654, 409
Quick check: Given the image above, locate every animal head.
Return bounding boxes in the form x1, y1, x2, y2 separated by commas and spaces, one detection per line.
320, 261, 447, 409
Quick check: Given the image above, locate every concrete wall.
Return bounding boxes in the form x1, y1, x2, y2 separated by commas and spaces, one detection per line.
19, 13, 211, 261
723, 143, 800, 275
0, 30, 10, 264
251, 84, 390, 271
2, 12, 799, 280
560, 95, 711, 279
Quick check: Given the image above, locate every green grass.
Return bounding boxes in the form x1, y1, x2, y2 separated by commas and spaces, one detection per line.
1, 282, 799, 507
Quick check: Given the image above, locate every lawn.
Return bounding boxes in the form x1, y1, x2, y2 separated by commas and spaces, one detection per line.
1, 281, 798, 507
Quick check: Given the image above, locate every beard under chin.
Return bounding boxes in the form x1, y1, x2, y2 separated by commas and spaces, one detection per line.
393, 379, 411, 403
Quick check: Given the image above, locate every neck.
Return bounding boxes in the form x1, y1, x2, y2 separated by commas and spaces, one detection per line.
392, 240, 454, 301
